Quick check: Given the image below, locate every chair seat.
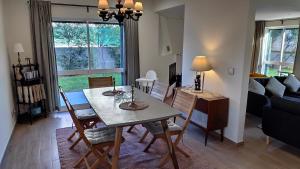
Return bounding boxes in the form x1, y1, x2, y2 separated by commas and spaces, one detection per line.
75, 109, 97, 120
143, 120, 182, 135
84, 127, 116, 145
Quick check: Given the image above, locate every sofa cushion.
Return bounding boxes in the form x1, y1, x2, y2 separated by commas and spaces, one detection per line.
271, 96, 300, 116
249, 78, 265, 95
266, 77, 286, 97
284, 74, 300, 92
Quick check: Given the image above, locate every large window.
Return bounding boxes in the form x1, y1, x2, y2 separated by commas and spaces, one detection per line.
261, 27, 299, 77
53, 22, 124, 92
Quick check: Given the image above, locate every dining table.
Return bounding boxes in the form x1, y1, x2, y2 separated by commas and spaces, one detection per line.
83, 86, 181, 169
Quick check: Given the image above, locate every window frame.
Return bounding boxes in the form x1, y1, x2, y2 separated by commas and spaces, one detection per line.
262, 25, 299, 76
52, 20, 125, 78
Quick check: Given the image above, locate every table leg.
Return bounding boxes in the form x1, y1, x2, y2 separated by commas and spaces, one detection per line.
205, 131, 209, 146
161, 120, 179, 169
112, 127, 122, 169
221, 128, 224, 142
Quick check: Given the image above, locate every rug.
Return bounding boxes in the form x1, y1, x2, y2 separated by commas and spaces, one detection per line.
56, 126, 217, 169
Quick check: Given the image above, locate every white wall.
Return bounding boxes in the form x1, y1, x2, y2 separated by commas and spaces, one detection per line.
0, 0, 16, 162
182, 0, 255, 143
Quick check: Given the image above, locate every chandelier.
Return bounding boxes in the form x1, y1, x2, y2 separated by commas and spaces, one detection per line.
98, 0, 143, 24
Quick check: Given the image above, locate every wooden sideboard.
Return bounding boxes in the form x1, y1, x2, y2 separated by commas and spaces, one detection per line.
181, 88, 229, 146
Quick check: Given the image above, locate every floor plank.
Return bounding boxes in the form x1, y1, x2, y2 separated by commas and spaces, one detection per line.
1, 112, 300, 169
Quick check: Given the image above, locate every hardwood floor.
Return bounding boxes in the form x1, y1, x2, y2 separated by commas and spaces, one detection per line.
1, 112, 300, 169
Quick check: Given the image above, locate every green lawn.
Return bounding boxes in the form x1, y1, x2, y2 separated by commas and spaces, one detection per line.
265, 68, 293, 77
58, 73, 122, 92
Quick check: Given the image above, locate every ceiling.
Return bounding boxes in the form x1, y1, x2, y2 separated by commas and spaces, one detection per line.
255, 0, 300, 20
155, 0, 300, 21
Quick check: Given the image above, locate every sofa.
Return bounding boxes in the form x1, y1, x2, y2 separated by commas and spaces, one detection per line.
262, 97, 300, 149
246, 76, 300, 148
246, 76, 300, 117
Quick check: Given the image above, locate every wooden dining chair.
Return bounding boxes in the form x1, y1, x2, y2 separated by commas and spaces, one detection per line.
88, 76, 113, 88
142, 89, 197, 165
59, 87, 100, 149
127, 81, 171, 133
60, 87, 118, 169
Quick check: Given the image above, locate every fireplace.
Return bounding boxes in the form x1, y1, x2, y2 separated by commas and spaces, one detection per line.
169, 63, 181, 87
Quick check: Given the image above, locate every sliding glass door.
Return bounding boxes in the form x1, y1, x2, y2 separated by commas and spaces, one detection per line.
53, 22, 124, 93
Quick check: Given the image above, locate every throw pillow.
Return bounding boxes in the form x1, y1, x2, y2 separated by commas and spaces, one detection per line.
284, 74, 300, 92
248, 78, 265, 95
265, 77, 286, 97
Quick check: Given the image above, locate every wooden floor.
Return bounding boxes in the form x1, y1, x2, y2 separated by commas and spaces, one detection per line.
1, 112, 300, 169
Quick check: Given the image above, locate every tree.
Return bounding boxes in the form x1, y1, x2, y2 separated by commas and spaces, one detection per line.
53, 23, 88, 70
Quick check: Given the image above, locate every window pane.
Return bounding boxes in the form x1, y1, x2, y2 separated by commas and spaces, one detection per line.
265, 64, 280, 77
284, 29, 299, 52
89, 24, 122, 69
53, 22, 89, 71
270, 29, 284, 51
283, 28, 299, 65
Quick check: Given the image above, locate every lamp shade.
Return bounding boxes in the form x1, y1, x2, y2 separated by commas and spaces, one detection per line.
14, 43, 24, 53
191, 56, 212, 72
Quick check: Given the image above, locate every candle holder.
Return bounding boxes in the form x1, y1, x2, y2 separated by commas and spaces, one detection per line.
119, 85, 149, 111
112, 77, 117, 93
128, 84, 138, 108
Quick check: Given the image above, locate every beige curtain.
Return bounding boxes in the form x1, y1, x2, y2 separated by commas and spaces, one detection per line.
250, 21, 266, 73
30, 0, 59, 112
124, 19, 140, 85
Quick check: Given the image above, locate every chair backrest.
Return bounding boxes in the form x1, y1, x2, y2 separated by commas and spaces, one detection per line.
145, 70, 157, 80
166, 82, 176, 98
150, 81, 169, 102
171, 89, 197, 131
88, 76, 113, 88
59, 87, 90, 144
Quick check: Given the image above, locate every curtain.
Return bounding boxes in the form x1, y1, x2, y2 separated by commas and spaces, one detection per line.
250, 21, 266, 73
294, 20, 300, 78
30, 0, 59, 112
124, 19, 140, 85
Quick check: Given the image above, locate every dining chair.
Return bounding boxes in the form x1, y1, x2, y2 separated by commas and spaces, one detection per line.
142, 89, 197, 164
88, 76, 113, 88
59, 87, 101, 149
127, 81, 170, 133
60, 87, 119, 169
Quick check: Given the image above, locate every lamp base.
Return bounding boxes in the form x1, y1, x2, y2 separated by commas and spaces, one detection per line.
194, 74, 201, 91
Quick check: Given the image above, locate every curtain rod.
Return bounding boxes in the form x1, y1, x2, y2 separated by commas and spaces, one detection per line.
257, 17, 300, 22
26, 1, 116, 12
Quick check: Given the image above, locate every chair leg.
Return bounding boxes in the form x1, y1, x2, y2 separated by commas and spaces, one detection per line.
143, 137, 156, 152
266, 136, 270, 145
176, 146, 190, 157
127, 125, 135, 133
69, 137, 82, 150
159, 154, 170, 167
139, 130, 149, 143
68, 130, 77, 141
74, 150, 92, 167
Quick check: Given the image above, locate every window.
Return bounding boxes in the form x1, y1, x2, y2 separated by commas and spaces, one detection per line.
261, 27, 299, 77
52, 22, 124, 92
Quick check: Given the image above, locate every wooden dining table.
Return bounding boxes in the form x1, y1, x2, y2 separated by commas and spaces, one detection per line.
83, 86, 181, 169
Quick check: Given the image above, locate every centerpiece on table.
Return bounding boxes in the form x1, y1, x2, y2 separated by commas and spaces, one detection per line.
119, 85, 149, 111
102, 78, 125, 96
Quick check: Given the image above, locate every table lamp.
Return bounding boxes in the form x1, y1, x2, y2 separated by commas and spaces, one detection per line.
191, 56, 212, 92
14, 43, 24, 65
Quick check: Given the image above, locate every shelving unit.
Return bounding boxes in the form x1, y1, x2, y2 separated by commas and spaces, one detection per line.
12, 63, 47, 124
